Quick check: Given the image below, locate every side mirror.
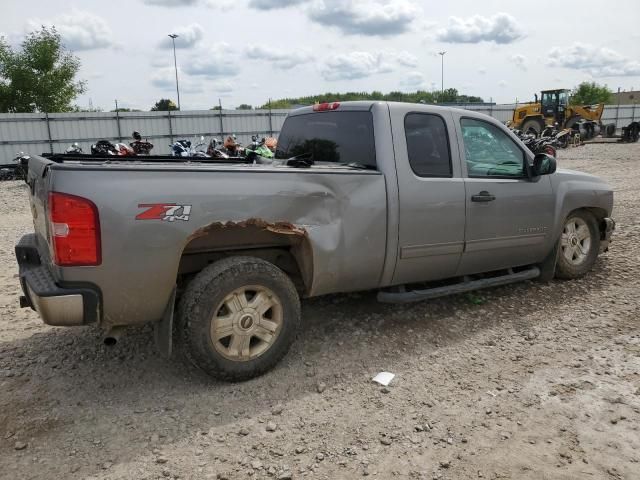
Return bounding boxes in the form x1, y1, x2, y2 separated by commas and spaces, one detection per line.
532, 153, 556, 176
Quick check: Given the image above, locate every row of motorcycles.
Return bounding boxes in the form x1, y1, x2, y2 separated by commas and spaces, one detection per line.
65, 131, 155, 156
170, 134, 277, 160
510, 124, 574, 157
65, 131, 278, 161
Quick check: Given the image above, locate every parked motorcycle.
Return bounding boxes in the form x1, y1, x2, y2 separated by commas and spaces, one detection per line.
206, 138, 230, 159
245, 135, 275, 160
130, 131, 154, 155
222, 135, 244, 157
511, 129, 557, 157
114, 143, 136, 156
170, 136, 209, 157
91, 140, 118, 155
65, 142, 83, 154
0, 153, 27, 181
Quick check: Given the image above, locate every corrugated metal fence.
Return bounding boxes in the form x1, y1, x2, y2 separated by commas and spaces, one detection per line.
0, 109, 290, 162
1, 104, 638, 162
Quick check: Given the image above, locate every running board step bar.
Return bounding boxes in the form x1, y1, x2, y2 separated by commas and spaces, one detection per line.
377, 267, 540, 304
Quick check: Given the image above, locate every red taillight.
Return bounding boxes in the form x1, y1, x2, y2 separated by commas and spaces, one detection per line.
48, 192, 101, 266
313, 102, 340, 112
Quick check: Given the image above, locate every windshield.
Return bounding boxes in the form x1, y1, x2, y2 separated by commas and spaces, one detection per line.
275, 111, 377, 168
541, 92, 556, 106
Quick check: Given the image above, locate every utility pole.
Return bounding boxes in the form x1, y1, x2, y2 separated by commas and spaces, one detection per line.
114, 99, 122, 142
438, 51, 446, 95
168, 34, 181, 110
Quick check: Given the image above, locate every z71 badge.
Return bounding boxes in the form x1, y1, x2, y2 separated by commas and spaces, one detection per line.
136, 203, 192, 222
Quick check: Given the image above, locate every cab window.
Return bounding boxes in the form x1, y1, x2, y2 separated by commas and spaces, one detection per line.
275, 111, 376, 168
460, 118, 525, 177
404, 113, 452, 177
542, 92, 555, 106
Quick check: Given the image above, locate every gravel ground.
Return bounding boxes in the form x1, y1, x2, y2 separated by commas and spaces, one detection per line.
1, 143, 639, 480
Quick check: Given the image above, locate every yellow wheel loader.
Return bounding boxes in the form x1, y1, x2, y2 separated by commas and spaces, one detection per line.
512, 89, 639, 142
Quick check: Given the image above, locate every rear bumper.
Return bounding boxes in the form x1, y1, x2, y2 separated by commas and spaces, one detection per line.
600, 217, 615, 253
16, 234, 101, 326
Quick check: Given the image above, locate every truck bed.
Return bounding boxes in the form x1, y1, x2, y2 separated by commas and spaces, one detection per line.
23, 153, 389, 327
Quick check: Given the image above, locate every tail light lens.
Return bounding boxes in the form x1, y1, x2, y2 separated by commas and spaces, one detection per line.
48, 192, 101, 266
313, 102, 340, 111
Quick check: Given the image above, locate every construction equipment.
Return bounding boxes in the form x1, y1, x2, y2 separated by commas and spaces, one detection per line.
512, 89, 639, 142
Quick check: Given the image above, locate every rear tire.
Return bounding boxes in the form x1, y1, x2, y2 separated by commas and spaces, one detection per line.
555, 211, 600, 280
177, 256, 301, 381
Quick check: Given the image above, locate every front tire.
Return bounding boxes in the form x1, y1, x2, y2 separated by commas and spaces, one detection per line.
177, 256, 301, 381
522, 119, 543, 136
555, 211, 600, 279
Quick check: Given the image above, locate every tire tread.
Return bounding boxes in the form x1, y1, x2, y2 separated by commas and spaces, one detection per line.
176, 256, 300, 381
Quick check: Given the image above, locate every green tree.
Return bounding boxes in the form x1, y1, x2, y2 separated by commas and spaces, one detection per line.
259, 89, 483, 109
236, 103, 253, 110
0, 27, 86, 113
210, 105, 222, 110
570, 82, 612, 105
151, 99, 178, 111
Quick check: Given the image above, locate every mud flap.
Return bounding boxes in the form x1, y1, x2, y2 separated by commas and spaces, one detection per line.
537, 241, 559, 282
154, 286, 176, 359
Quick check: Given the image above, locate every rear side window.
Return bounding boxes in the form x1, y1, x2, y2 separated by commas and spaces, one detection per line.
275, 111, 376, 168
404, 113, 452, 177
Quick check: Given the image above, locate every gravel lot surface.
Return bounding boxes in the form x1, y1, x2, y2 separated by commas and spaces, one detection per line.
1, 143, 639, 480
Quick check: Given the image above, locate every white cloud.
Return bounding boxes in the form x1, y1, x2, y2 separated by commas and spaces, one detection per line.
320, 51, 393, 80
498, 80, 508, 88
245, 44, 312, 69
26, 10, 114, 51
210, 80, 234, 93
436, 13, 524, 44
144, 0, 199, 6
319, 49, 422, 80
151, 67, 204, 94
400, 71, 427, 89
478, 68, 487, 75
547, 42, 640, 77
309, 0, 421, 36
159, 23, 204, 49
205, 0, 236, 8
182, 43, 237, 77
248, 0, 308, 8
510, 54, 527, 71
395, 51, 418, 68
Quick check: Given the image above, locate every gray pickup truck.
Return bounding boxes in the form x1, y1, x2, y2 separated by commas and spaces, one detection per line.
15, 101, 614, 380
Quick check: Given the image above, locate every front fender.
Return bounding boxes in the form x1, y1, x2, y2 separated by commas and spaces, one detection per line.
551, 169, 614, 239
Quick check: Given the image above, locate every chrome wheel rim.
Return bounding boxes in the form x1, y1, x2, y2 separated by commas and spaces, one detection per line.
210, 285, 282, 362
561, 217, 591, 266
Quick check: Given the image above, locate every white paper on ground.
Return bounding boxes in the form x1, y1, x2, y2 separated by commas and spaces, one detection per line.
372, 372, 395, 386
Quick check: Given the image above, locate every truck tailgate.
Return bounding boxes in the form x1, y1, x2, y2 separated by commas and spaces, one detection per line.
23, 155, 55, 261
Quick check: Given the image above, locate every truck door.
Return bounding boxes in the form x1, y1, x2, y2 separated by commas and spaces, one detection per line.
389, 108, 466, 285
455, 116, 555, 275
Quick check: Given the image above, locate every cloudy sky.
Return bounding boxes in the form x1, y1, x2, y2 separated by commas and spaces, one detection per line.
2, 0, 639, 110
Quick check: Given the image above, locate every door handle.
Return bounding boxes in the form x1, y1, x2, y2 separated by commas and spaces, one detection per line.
471, 191, 496, 202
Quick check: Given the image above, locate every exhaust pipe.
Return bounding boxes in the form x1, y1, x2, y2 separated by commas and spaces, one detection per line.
103, 326, 126, 346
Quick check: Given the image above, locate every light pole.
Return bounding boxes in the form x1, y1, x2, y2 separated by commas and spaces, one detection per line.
168, 34, 181, 110
438, 51, 446, 96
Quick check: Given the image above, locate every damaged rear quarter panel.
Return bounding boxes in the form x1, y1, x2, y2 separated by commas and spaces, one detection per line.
51, 165, 388, 326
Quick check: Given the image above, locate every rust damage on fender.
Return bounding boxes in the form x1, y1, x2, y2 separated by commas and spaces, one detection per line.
183, 218, 314, 294
188, 218, 307, 243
